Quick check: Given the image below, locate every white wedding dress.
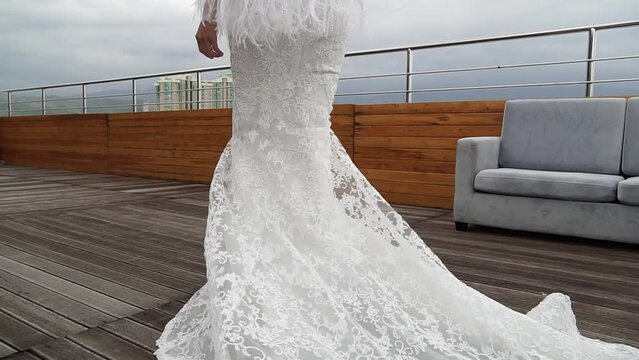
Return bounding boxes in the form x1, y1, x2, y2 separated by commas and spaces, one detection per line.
154, 2, 639, 359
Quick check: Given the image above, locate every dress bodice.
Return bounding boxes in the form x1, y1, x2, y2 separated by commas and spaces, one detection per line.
229, 12, 350, 138
194, 0, 365, 51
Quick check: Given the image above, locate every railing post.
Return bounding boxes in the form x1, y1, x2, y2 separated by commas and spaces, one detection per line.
196, 72, 202, 110
406, 48, 413, 103
82, 84, 87, 114
586, 28, 597, 97
41, 88, 46, 115
6, 91, 10, 117
132, 79, 137, 113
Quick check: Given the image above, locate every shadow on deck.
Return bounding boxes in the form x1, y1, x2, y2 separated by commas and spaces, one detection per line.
0, 164, 637, 359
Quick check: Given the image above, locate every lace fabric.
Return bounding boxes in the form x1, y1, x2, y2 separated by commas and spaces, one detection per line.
155, 8, 639, 360
192, 0, 366, 52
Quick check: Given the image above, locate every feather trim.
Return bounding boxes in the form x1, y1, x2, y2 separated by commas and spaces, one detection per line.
192, 0, 366, 51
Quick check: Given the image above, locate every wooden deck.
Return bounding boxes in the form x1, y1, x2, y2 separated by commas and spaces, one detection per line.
0, 164, 637, 359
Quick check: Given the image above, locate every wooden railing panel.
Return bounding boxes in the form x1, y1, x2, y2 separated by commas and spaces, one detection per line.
0, 114, 108, 173
0, 101, 508, 209
330, 105, 355, 158
106, 104, 354, 183
108, 109, 232, 182
354, 100, 506, 209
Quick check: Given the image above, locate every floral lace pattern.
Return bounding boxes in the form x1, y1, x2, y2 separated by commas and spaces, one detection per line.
193, 0, 366, 52
154, 10, 639, 360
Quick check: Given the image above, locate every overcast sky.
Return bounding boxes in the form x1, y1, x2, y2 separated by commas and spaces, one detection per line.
1, 0, 638, 96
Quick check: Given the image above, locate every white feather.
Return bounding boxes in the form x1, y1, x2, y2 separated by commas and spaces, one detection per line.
192, 0, 367, 51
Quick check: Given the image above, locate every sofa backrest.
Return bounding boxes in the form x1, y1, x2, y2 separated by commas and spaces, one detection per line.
499, 98, 627, 175
623, 97, 639, 177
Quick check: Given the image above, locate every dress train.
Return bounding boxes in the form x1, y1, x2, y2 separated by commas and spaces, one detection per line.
154, 9, 639, 359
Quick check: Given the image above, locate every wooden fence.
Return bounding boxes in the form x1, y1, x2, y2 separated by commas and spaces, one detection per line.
0, 101, 505, 209
354, 101, 505, 208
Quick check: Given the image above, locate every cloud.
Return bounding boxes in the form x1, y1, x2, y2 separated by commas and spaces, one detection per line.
1, 0, 198, 89
1, 0, 637, 97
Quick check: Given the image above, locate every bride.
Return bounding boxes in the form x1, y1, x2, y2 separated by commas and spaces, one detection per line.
154, 1, 639, 359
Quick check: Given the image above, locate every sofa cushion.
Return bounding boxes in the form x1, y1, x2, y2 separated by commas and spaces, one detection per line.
623, 97, 639, 176
499, 98, 626, 175
474, 168, 624, 202
618, 177, 639, 205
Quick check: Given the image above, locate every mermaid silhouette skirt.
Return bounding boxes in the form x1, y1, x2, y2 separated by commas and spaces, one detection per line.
154, 12, 639, 360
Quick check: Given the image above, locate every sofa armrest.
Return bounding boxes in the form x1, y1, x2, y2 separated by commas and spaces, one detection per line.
454, 136, 501, 219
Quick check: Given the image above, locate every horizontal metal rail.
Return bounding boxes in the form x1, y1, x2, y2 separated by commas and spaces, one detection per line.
343, 19, 639, 56
7, 85, 236, 105
338, 54, 639, 81
4, 66, 231, 92
335, 77, 639, 97
7, 99, 233, 114
3, 20, 639, 116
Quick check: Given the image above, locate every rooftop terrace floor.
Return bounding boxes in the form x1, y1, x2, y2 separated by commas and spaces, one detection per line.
0, 164, 637, 359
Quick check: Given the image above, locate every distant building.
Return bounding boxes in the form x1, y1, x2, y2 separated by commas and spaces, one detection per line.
141, 100, 157, 112
202, 74, 234, 109
153, 73, 233, 111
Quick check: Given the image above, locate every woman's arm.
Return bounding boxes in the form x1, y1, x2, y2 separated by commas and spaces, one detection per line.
195, 0, 224, 59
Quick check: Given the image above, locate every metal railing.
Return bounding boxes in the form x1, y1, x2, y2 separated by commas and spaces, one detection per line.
2, 20, 639, 117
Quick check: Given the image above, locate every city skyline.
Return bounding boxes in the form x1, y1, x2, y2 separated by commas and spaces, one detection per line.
152, 73, 233, 112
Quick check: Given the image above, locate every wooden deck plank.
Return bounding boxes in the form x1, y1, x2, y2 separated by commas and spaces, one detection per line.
5, 216, 206, 276
100, 319, 160, 353
67, 327, 154, 360
0, 244, 168, 309
128, 200, 208, 219
30, 338, 107, 360
0, 164, 637, 359
51, 205, 206, 239
128, 309, 174, 332
466, 281, 639, 331
1, 351, 42, 360
425, 216, 639, 261
0, 186, 153, 216
431, 240, 638, 281
75, 207, 205, 239
0, 342, 17, 359
0, 269, 118, 328
154, 300, 190, 317
433, 253, 638, 312
437, 251, 638, 306
0, 221, 205, 288
0, 256, 140, 318
0, 288, 86, 337
89, 205, 206, 234
0, 311, 53, 351
0, 231, 193, 300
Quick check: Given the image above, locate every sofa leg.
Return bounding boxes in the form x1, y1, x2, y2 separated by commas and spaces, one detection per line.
455, 222, 469, 231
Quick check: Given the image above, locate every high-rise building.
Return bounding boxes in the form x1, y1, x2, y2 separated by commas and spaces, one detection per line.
152, 73, 233, 111
155, 75, 198, 111
202, 74, 234, 109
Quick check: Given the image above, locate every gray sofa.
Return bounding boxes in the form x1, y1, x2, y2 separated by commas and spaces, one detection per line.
454, 97, 639, 244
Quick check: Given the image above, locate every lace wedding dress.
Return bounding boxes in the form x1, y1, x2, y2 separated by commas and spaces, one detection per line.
154, 2, 639, 359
